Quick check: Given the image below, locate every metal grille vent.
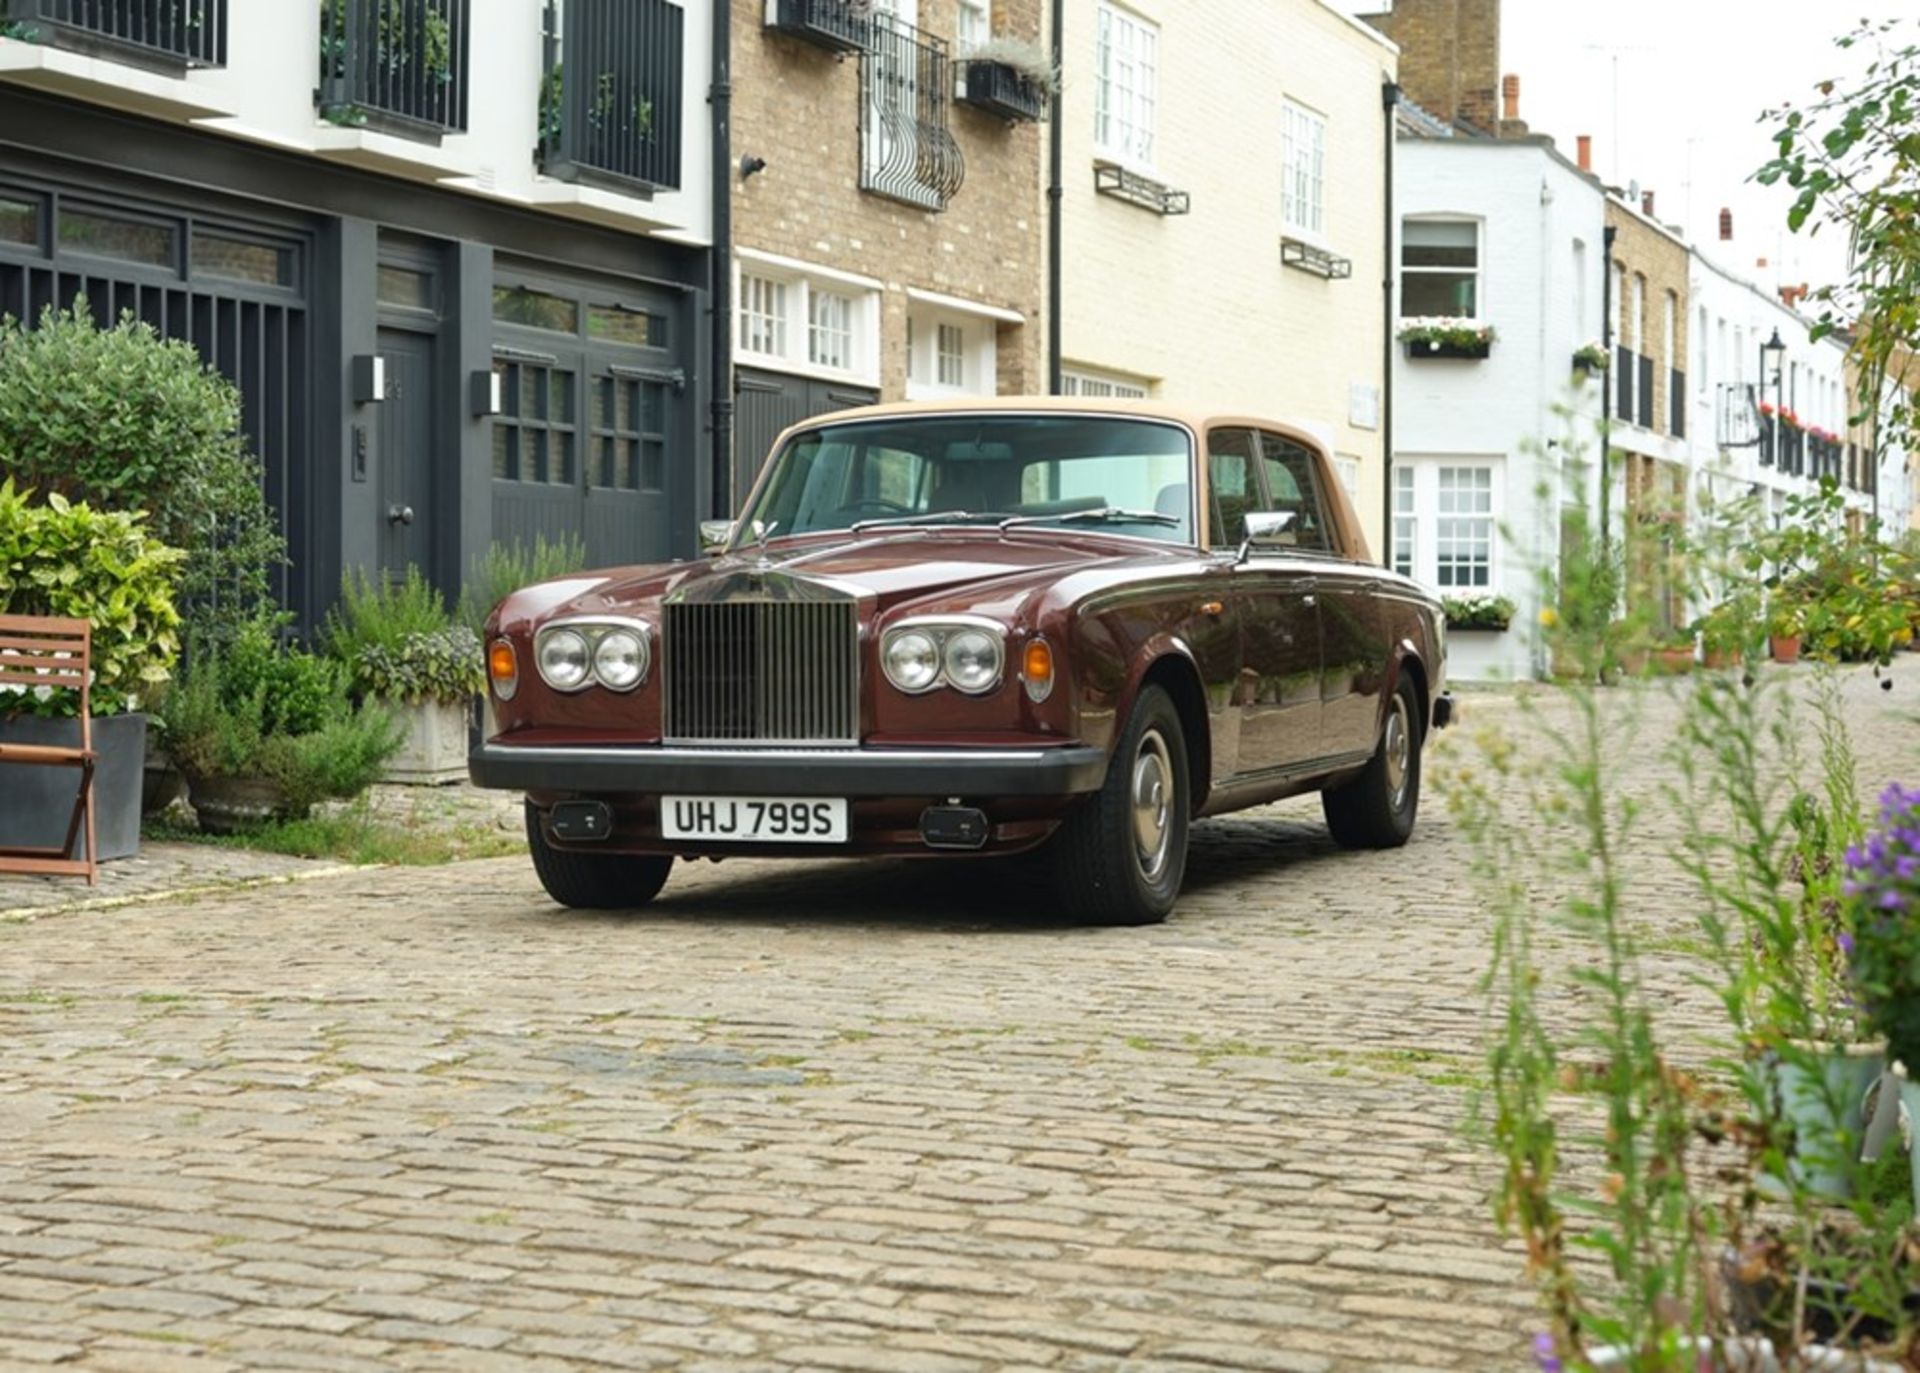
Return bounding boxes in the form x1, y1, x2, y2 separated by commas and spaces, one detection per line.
663, 600, 859, 745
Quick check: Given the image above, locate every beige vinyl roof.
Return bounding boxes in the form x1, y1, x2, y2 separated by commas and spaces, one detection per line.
782, 396, 1334, 458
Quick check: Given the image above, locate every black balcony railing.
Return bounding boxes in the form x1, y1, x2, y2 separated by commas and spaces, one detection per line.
957, 59, 1046, 122
318, 0, 469, 138
1759, 419, 1774, 467
765, 0, 867, 54
859, 14, 964, 211
539, 0, 682, 195
1669, 368, 1685, 439
2, 0, 225, 70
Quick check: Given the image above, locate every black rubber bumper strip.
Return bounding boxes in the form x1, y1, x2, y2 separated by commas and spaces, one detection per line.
470, 742, 1111, 797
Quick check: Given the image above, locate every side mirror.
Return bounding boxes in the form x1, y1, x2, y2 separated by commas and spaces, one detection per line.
1236, 509, 1296, 564
699, 519, 735, 554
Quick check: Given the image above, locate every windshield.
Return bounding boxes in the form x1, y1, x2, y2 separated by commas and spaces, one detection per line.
739, 415, 1197, 546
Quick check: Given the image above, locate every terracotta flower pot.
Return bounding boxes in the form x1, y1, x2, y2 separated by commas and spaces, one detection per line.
1653, 646, 1695, 675
1769, 634, 1802, 664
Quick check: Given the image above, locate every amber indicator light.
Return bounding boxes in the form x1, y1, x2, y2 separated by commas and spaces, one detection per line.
488, 640, 517, 684
1024, 640, 1053, 686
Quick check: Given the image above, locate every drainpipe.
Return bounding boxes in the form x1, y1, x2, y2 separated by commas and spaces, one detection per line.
709, 0, 734, 516
1046, 0, 1063, 394
1380, 79, 1399, 567
1600, 223, 1616, 559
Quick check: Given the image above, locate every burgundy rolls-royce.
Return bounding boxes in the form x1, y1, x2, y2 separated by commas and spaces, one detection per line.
472, 400, 1451, 925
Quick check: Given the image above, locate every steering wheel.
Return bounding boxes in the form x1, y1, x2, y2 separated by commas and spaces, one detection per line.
840, 498, 914, 516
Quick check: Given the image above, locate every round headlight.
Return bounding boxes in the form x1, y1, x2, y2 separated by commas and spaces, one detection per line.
943, 628, 1003, 694
536, 628, 591, 691
593, 629, 648, 691
883, 630, 940, 693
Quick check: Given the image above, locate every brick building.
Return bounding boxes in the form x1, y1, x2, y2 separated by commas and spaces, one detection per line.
1605, 193, 1691, 630
727, 0, 1047, 503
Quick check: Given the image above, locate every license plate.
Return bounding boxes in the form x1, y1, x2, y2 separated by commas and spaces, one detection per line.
661, 795, 848, 844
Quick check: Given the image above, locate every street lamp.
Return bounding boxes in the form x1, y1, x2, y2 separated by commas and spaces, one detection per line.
1760, 328, 1787, 469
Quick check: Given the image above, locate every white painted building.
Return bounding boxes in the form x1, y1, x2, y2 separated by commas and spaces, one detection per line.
1389, 127, 1607, 682
1687, 243, 1868, 539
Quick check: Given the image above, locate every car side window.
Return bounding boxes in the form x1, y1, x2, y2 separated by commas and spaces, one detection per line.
1207, 428, 1259, 550
1256, 432, 1335, 554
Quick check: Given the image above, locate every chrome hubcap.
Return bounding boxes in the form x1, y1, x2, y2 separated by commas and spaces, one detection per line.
1132, 729, 1174, 881
1384, 697, 1412, 809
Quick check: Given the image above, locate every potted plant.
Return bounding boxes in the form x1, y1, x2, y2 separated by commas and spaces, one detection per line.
1767, 600, 1804, 664
1397, 316, 1496, 360
0, 480, 183, 861
162, 619, 400, 833
955, 35, 1053, 122
1841, 783, 1920, 1212
325, 567, 482, 785
766, 0, 871, 55
1571, 341, 1610, 378
1440, 593, 1516, 632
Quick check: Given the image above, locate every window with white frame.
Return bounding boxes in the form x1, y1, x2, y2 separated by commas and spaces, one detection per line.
905, 302, 998, 398
1434, 465, 1494, 588
808, 290, 854, 371
1094, 2, 1157, 168
956, 0, 989, 52
1391, 465, 1415, 578
739, 274, 788, 359
1400, 220, 1478, 318
734, 257, 879, 384
1281, 101, 1327, 239
1061, 366, 1150, 398
936, 323, 965, 387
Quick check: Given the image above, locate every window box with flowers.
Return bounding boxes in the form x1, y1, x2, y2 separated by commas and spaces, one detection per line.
1571, 341, 1609, 378
956, 36, 1051, 123
1440, 593, 1515, 632
765, 0, 871, 55
1398, 317, 1494, 361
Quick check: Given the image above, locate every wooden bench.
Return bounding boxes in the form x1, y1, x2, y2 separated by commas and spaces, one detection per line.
0, 614, 97, 887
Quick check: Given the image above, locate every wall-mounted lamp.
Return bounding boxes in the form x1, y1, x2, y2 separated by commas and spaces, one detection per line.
470, 369, 503, 417
351, 354, 385, 405
1761, 327, 1786, 384
740, 154, 767, 179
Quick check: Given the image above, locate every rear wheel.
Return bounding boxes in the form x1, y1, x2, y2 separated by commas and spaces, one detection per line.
1048, 684, 1189, 926
1321, 677, 1422, 849
524, 802, 673, 909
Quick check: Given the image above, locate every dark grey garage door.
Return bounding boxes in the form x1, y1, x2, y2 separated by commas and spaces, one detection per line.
490, 266, 688, 570
0, 173, 311, 612
734, 368, 879, 509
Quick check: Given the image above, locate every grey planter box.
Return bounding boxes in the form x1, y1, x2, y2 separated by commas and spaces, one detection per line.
381, 697, 470, 785
0, 712, 147, 861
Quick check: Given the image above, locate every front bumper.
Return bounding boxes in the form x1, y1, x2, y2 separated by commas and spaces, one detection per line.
469, 740, 1111, 798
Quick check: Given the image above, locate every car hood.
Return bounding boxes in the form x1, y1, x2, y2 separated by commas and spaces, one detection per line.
500, 532, 1174, 628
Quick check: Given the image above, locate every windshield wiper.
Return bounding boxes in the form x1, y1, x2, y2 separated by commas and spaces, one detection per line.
997, 506, 1182, 531
849, 511, 1016, 533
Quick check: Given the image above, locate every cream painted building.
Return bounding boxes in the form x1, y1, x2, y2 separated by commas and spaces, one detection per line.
1057, 0, 1399, 555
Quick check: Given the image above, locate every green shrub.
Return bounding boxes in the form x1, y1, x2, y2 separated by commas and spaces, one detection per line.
324, 567, 481, 705
159, 628, 399, 823
0, 478, 184, 717
0, 303, 284, 645
354, 628, 483, 704
457, 532, 587, 634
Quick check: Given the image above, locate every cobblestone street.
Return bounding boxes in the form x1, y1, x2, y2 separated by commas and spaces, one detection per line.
2, 670, 1916, 1373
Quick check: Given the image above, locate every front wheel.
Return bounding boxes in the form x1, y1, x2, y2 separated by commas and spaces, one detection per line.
1047, 684, 1189, 926
1321, 676, 1422, 849
525, 802, 673, 910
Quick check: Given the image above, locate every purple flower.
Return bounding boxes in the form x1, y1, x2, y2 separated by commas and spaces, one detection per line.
1534, 1331, 1563, 1373
1839, 931, 1855, 956
1880, 890, 1907, 912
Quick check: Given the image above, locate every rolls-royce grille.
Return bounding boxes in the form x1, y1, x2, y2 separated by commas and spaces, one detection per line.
663, 601, 860, 744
